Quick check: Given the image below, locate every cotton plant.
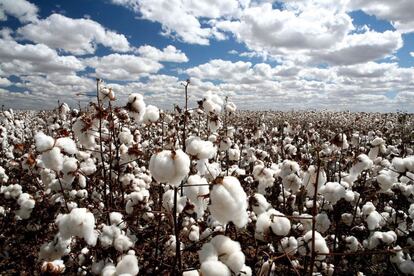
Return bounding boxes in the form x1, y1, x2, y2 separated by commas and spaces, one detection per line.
209, 176, 248, 228
253, 163, 275, 194
297, 230, 329, 260
183, 174, 209, 218
255, 208, 291, 241
149, 149, 190, 186
198, 235, 251, 276
126, 93, 146, 123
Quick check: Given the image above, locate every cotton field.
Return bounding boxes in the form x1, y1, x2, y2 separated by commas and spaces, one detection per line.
1, 81, 414, 276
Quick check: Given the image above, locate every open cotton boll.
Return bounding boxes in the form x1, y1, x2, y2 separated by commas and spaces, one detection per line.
319, 182, 350, 204
368, 137, 386, 160
35, 132, 55, 152
183, 175, 209, 218
39, 234, 71, 261
315, 212, 331, 233
15, 192, 35, 219
225, 102, 237, 113
282, 174, 301, 194
255, 208, 291, 240
41, 147, 64, 172
303, 165, 326, 196
149, 150, 190, 186
377, 170, 398, 192
0, 183, 22, 199
125, 189, 150, 214
250, 193, 271, 215
298, 231, 329, 260
364, 231, 397, 249
56, 208, 97, 246
79, 158, 97, 176
41, 259, 65, 275
186, 137, 216, 160
399, 260, 414, 275
200, 260, 231, 276
143, 105, 160, 123
55, 137, 77, 155
278, 236, 298, 254
345, 154, 373, 185
189, 225, 200, 242
366, 211, 383, 230
115, 254, 139, 276
162, 189, 187, 214
127, 93, 146, 122
73, 118, 96, 149
0, 166, 9, 184
118, 129, 134, 145
209, 176, 248, 228
228, 145, 240, 161
199, 235, 249, 275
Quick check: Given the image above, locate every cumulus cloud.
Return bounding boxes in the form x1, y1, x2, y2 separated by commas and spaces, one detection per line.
0, 0, 38, 23
0, 36, 84, 76
17, 13, 131, 55
84, 54, 163, 80
111, 0, 242, 44
348, 0, 414, 33
136, 45, 188, 62
312, 30, 403, 65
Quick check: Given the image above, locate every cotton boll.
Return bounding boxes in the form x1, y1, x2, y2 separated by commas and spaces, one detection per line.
125, 189, 150, 214
228, 145, 240, 161
315, 212, 331, 233
35, 132, 54, 152
41, 259, 65, 274
0, 183, 22, 199
114, 234, 133, 252
115, 254, 139, 276
250, 193, 271, 215
282, 174, 301, 194
39, 234, 71, 260
399, 260, 414, 275
298, 231, 329, 260
200, 260, 231, 276
41, 147, 64, 172
183, 270, 200, 276
186, 137, 216, 160
377, 170, 398, 192
110, 212, 125, 228
303, 165, 326, 196
199, 235, 249, 275
366, 211, 382, 230
162, 189, 187, 214
0, 166, 9, 184
278, 236, 298, 254
55, 137, 77, 155
149, 150, 190, 186
319, 182, 348, 205
119, 129, 134, 145
255, 209, 290, 240
345, 154, 373, 185
209, 176, 248, 228
56, 208, 97, 246
79, 158, 96, 176
183, 175, 209, 218
189, 225, 200, 241
127, 93, 146, 122
15, 192, 35, 219
226, 102, 236, 113
143, 105, 160, 123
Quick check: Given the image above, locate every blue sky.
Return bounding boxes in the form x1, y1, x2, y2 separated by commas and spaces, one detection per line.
0, 0, 414, 111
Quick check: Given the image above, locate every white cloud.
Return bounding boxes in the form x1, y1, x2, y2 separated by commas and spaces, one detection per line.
312, 30, 403, 65
0, 36, 84, 76
410, 52, 414, 58
17, 13, 131, 55
84, 54, 163, 81
0, 76, 11, 86
215, 3, 353, 56
0, 0, 38, 23
111, 0, 242, 45
348, 0, 414, 33
136, 45, 188, 62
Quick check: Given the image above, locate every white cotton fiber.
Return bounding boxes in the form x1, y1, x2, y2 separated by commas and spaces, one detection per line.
35, 132, 54, 152
143, 105, 160, 123
183, 174, 209, 218
149, 149, 190, 186
55, 137, 77, 155
209, 176, 248, 228
116, 254, 139, 276
56, 208, 97, 246
255, 208, 291, 240
186, 136, 216, 160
